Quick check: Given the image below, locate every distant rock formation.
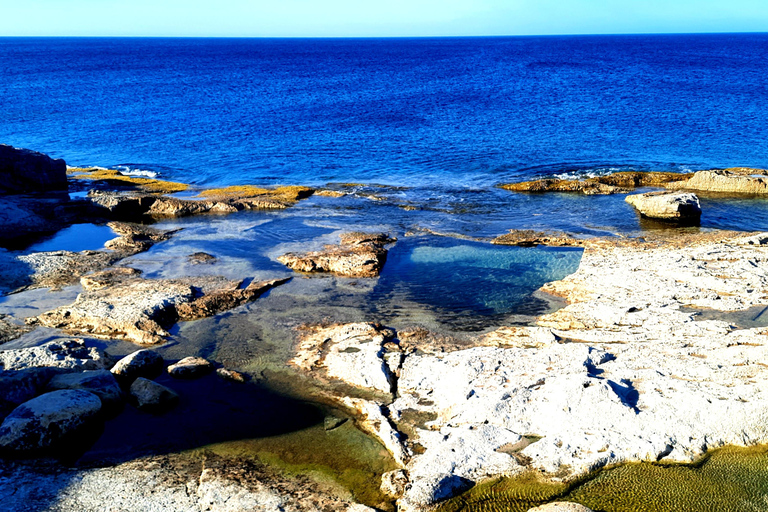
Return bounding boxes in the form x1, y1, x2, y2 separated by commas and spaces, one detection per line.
0, 144, 67, 193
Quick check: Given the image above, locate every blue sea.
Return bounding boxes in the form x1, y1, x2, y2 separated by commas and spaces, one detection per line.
2, 34, 768, 234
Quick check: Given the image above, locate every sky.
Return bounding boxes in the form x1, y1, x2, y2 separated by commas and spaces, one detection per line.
1, 0, 767, 37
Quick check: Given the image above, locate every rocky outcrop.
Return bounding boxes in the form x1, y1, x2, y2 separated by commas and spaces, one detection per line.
666, 169, 768, 194
110, 349, 165, 385
278, 232, 396, 277
175, 278, 290, 320
47, 370, 123, 411
188, 252, 216, 264
103, 221, 174, 253
167, 357, 214, 379
491, 230, 586, 247
0, 315, 32, 344
129, 378, 179, 413
625, 191, 701, 221
0, 389, 102, 453
0, 338, 110, 372
501, 171, 692, 195
0, 144, 67, 193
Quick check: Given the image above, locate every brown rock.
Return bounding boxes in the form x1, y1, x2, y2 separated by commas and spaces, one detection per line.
216, 368, 246, 383
167, 357, 214, 379
665, 169, 768, 194
187, 252, 216, 264
129, 378, 179, 413
175, 278, 290, 321
278, 232, 396, 278
81, 267, 142, 290
501, 171, 692, 195
0, 316, 32, 345
491, 230, 586, 247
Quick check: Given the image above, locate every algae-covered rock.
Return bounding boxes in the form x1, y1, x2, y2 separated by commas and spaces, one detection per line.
0, 389, 102, 453
625, 191, 701, 221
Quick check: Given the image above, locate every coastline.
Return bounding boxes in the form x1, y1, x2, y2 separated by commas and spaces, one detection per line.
3, 154, 768, 511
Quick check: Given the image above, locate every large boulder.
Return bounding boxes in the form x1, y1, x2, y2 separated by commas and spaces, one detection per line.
625, 191, 701, 222
48, 369, 123, 411
110, 349, 164, 385
0, 389, 102, 452
0, 367, 63, 419
0, 145, 67, 193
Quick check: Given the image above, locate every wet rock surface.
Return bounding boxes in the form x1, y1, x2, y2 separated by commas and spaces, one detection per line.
47, 369, 123, 411
175, 278, 290, 321
491, 230, 587, 247
0, 389, 102, 453
500, 171, 692, 195
0, 338, 110, 372
625, 191, 701, 221
278, 232, 396, 277
0, 144, 67, 193
110, 349, 165, 385
0, 315, 32, 344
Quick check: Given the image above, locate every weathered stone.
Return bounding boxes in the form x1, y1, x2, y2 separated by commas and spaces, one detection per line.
167, 356, 214, 379
216, 367, 246, 383
0, 339, 110, 372
0, 315, 32, 344
33, 278, 196, 344
110, 349, 165, 385
528, 504, 594, 512
0, 144, 67, 193
625, 191, 701, 221
14, 250, 121, 291
48, 369, 123, 410
80, 267, 142, 290
0, 367, 63, 419
278, 233, 395, 278
175, 278, 290, 321
129, 378, 179, 413
501, 171, 692, 195
380, 469, 409, 499
492, 230, 586, 247
188, 252, 217, 264
666, 169, 768, 194
103, 221, 173, 253
0, 390, 101, 452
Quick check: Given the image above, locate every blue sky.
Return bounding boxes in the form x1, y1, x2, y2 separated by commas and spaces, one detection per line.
1, 0, 767, 37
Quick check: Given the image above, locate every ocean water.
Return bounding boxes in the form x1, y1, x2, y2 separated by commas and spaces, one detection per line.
2, 35, 768, 233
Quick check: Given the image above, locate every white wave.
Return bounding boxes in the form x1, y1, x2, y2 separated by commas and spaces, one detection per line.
115, 166, 158, 178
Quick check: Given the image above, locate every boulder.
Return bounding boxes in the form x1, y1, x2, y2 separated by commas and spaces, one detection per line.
129, 378, 179, 413
110, 349, 164, 385
216, 368, 246, 383
167, 356, 214, 379
188, 252, 216, 264
0, 389, 102, 452
625, 191, 701, 221
48, 369, 123, 411
0, 144, 67, 193
278, 232, 396, 277
0, 339, 110, 372
0, 367, 63, 419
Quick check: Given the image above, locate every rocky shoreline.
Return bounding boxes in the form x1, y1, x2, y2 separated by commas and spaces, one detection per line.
3, 145, 768, 511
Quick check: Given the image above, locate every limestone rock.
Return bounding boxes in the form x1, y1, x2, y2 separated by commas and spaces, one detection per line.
103, 221, 173, 253
380, 469, 409, 499
491, 230, 585, 247
0, 389, 102, 452
80, 267, 142, 290
278, 232, 395, 277
0, 338, 110, 372
33, 278, 196, 344
15, 250, 121, 291
216, 367, 246, 383
48, 369, 123, 410
501, 171, 691, 195
167, 356, 214, 379
129, 378, 179, 413
0, 316, 32, 344
292, 322, 398, 395
666, 169, 768, 194
625, 191, 701, 221
0, 144, 67, 193
528, 504, 594, 512
175, 278, 290, 321
110, 349, 165, 385
188, 252, 217, 264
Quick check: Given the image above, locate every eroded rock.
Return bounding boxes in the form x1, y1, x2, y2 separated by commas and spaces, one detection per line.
0, 389, 102, 452
666, 169, 768, 194
129, 378, 179, 413
278, 232, 395, 277
625, 191, 701, 221
216, 367, 246, 383
175, 278, 290, 321
110, 349, 165, 385
501, 171, 692, 195
167, 356, 214, 379
0, 315, 32, 344
0, 338, 110, 372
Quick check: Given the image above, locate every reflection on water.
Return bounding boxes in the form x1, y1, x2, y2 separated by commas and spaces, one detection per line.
438, 445, 768, 512
25, 223, 116, 253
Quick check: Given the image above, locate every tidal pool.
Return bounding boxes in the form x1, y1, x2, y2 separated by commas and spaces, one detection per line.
25, 223, 116, 253
437, 445, 768, 512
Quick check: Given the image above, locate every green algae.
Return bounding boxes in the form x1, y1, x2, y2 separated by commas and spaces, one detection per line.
70, 167, 190, 193
437, 445, 768, 512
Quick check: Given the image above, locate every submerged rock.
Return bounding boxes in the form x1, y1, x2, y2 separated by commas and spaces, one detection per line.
47, 369, 123, 411
216, 367, 246, 383
110, 349, 165, 385
625, 191, 702, 221
0, 144, 67, 193
0, 389, 102, 453
0, 315, 32, 344
167, 356, 214, 379
129, 378, 179, 413
188, 251, 217, 264
528, 504, 594, 512
175, 278, 290, 321
666, 168, 768, 194
0, 338, 110, 372
500, 171, 691, 195
103, 221, 174, 253
278, 232, 396, 277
